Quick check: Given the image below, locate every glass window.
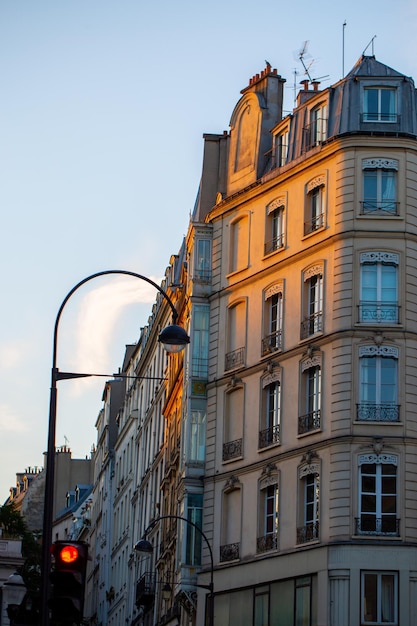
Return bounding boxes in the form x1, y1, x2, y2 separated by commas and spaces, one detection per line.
298, 364, 321, 435
275, 129, 289, 166
257, 483, 279, 553
305, 186, 324, 234
189, 406, 206, 462
360, 254, 399, 323
297, 469, 320, 543
301, 272, 323, 339
185, 493, 203, 565
361, 571, 398, 624
194, 239, 211, 281
364, 87, 396, 122
358, 345, 399, 422
358, 455, 398, 536
310, 104, 327, 146
363, 168, 397, 214
265, 206, 285, 254
262, 290, 283, 354
191, 305, 209, 377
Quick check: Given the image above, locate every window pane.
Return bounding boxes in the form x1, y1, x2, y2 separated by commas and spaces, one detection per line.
364, 573, 378, 621
381, 575, 395, 622
254, 593, 268, 626
295, 579, 311, 626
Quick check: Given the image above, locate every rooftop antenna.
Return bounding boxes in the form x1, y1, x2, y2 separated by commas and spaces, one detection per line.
342, 20, 347, 77
293, 67, 299, 104
297, 41, 314, 82
363, 35, 377, 56
64, 434, 70, 446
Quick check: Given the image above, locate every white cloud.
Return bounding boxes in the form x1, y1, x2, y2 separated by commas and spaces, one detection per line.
0, 343, 25, 370
58, 276, 162, 396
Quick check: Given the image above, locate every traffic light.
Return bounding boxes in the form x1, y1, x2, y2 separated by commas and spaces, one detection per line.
49, 541, 88, 625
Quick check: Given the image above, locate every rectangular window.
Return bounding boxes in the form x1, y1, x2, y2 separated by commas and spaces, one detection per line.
297, 473, 320, 543
304, 186, 324, 234
275, 129, 289, 167
189, 406, 206, 462
193, 239, 211, 281
358, 347, 399, 422
265, 206, 285, 255
310, 104, 327, 146
257, 484, 279, 553
259, 381, 281, 449
191, 305, 209, 378
358, 458, 398, 535
301, 273, 323, 339
362, 168, 397, 214
185, 493, 203, 565
262, 291, 283, 354
364, 87, 397, 122
298, 364, 321, 435
361, 571, 398, 625
360, 255, 398, 323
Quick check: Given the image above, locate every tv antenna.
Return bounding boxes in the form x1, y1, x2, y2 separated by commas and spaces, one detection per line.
296, 41, 314, 81
363, 35, 377, 56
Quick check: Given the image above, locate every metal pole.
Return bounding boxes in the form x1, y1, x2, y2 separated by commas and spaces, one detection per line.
140, 514, 214, 626
39, 270, 182, 625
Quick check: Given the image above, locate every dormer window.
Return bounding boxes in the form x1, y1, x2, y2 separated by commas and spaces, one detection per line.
363, 87, 397, 122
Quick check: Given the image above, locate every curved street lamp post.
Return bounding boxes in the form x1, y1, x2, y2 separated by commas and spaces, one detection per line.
135, 514, 214, 626
40, 270, 190, 625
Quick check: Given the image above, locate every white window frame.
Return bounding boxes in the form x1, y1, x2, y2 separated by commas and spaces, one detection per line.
359, 345, 399, 406
362, 158, 398, 215
361, 571, 398, 625
359, 252, 399, 323
297, 462, 320, 543
363, 87, 397, 122
262, 283, 283, 353
275, 128, 289, 166
193, 238, 212, 282
358, 453, 398, 536
259, 371, 281, 448
265, 197, 286, 255
305, 175, 325, 235
310, 103, 327, 146
301, 263, 324, 338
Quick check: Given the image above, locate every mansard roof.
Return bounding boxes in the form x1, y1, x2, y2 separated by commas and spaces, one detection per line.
345, 54, 407, 80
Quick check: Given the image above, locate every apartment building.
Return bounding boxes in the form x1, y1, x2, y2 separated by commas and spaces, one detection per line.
198, 56, 417, 626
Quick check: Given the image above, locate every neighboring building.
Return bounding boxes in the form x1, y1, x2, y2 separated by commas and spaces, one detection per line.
198, 56, 417, 626
5, 467, 44, 532
85, 375, 126, 625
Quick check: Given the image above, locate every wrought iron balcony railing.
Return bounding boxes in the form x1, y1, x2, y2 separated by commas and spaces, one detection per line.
304, 212, 324, 235
358, 301, 399, 324
261, 330, 282, 355
225, 347, 245, 371
360, 200, 398, 215
264, 233, 285, 255
257, 531, 278, 553
297, 521, 319, 544
222, 438, 243, 461
219, 542, 240, 562
135, 572, 156, 608
258, 424, 280, 449
356, 403, 400, 422
298, 410, 321, 435
300, 311, 323, 339
355, 516, 400, 537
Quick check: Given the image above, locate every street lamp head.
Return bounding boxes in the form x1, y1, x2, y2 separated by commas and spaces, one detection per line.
134, 539, 154, 555
158, 324, 190, 353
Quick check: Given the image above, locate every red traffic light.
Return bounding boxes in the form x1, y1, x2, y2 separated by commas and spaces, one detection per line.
57, 544, 79, 564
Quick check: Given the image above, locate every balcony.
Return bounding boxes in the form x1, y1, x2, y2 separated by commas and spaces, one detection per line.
355, 516, 400, 537
220, 542, 240, 562
257, 531, 278, 553
300, 312, 323, 339
258, 425, 280, 449
261, 331, 282, 356
223, 438, 242, 461
264, 233, 285, 255
297, 521, 319, 544
356, 403, 400, 422
135, 572, 155, 609
360, 200, 399, 216
225, 347, 245, 371
358, 301, 400, 324
298, 410, 321, 435
304, 212, 324, 235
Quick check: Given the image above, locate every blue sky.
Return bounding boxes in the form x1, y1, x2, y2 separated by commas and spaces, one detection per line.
1, 0, 416, 502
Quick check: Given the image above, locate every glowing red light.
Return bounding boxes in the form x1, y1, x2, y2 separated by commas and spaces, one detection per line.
59, 545, 79, 564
